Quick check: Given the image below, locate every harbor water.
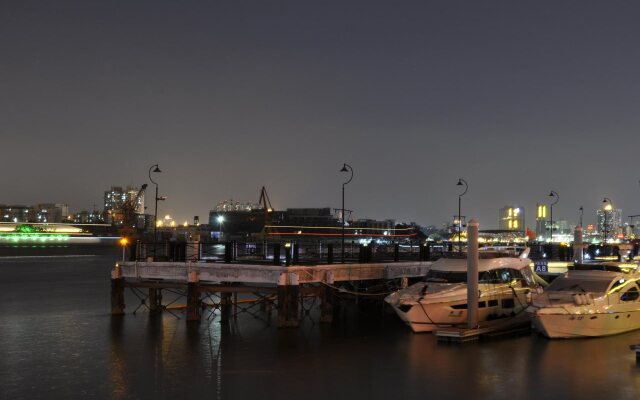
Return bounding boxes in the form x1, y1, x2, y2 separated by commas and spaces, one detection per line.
1, 247, 640, 400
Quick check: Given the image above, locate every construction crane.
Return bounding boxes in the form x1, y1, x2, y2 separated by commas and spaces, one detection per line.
258, 186, 274, 232
118, 184, 148, 237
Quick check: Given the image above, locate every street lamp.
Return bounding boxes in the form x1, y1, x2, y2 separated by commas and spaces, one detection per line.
578, 206, 583, 227
602, 197, 612, 243
548, 191, 559, 243
340, 163, 354, 263
456, 178, 468, 253
149, 164, 161, 257
217, 215, 224, 239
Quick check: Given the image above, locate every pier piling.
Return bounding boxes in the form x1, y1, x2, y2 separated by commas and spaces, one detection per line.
278, 272, 300, 327
148, 289, 162, 315
320, 271, 335, 323
110, 267, 125, 315
187, 269, 200, 321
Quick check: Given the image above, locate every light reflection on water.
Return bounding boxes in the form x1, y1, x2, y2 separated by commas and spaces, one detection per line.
1, 252, 640, 400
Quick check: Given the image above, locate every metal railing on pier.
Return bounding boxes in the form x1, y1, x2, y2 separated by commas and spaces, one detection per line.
126, 239, 436, 265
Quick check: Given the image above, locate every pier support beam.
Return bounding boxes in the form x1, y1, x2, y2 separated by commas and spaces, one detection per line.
187, 268, 201, 322
278, 272, 299, 328
110, 267, 125, 315
221, 292, 232, 324
148, 289, 162, 315
320, 271, 335, 323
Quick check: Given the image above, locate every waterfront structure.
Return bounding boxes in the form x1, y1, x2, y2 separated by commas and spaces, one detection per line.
499, 206, 525, 232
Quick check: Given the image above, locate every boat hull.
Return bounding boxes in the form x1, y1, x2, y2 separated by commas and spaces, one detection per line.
388, 294, 531, 333
531, 309, 640, 338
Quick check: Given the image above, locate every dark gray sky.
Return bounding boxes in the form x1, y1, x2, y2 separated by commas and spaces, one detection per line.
2, 1, 640, 229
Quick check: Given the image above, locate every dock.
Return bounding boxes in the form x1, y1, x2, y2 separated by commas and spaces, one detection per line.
434, 314, 532, 343
111, 260, 431, 327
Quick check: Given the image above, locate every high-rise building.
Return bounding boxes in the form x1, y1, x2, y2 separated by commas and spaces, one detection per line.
597, 206, 622, 241
535, 203, 548, 239
103, 186, 146, 224
499, 206, 525, 232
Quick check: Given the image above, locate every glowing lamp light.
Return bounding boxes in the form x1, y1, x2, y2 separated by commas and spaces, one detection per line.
217, 216, 224, 223
119, 237, 129, 247
604, 204, 613, 211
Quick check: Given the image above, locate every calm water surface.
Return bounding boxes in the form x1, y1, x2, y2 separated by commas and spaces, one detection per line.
1, 249, 640, 400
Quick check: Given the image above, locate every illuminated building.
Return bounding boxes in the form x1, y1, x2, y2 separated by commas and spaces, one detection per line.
597, 206, 622, 241
35, 203, 68, 223
499, 206, 525, 232
535, 203, 548, 240
103, 186, 145, 224
0, 205, 34, 223
72, 210, 104, 224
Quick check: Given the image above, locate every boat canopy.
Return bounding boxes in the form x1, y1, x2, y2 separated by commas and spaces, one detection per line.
429, 257, 530, 272
545, 271, 621, 294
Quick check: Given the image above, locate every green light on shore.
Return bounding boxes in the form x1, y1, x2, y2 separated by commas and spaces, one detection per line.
0, 233, 70, 242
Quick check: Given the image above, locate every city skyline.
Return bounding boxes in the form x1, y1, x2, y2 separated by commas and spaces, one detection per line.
3, 2, 640, 228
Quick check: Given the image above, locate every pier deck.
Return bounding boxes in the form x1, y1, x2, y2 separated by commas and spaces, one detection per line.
115, 260, 431, 284
111, 260, 431, 327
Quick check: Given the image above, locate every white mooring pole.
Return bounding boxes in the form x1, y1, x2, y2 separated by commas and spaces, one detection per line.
467, 219, 479, 329
574, 225, 583, 265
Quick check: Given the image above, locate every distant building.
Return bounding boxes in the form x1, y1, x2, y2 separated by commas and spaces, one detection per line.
72, 210, 104, 224
103, 186, 146, 225
499, 206, 525, 232
535, 203, 548, 240
597, 206, 622, 241
0, 205, 34, 223
35, 203, 69, 223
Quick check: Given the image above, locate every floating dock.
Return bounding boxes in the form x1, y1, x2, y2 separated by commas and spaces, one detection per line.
434, 314, 532, 343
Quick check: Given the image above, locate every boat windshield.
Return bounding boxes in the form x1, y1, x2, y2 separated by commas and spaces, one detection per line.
424, 270, 468, 283
546, 277, 611, 293
424, 268, 530, 285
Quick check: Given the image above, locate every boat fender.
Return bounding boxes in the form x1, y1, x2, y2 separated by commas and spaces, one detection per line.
573, 294, 583, 305
584, 294, 592, 305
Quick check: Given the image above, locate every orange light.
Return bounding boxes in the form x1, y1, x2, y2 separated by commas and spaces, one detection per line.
119, 237, 129, 247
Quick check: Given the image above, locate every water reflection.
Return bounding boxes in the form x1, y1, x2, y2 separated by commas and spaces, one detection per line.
6, 252, 640, 400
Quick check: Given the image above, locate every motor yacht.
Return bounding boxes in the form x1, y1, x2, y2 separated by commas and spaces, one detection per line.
529, 264, 640, 338
385, 249, 542, 333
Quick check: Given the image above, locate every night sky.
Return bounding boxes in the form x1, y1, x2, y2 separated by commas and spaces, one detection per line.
2, 1, 640, 229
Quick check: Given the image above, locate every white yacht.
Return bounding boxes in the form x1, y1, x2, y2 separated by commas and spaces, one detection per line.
529, 264, 640, 338
385, 249, 542, 333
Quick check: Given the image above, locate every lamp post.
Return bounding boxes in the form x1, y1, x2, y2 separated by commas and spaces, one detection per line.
602, 197, 612, 243
548, 190, 559, 243
340, 163, 354, 263
119, 237, 128, 262
456, 178, 468, 253
217, 215, 224, 240
149, 164, 161, 257
578, 206, 583, 227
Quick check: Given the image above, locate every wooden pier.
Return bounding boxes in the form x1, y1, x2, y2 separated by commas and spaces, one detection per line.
111, 260, 431, 327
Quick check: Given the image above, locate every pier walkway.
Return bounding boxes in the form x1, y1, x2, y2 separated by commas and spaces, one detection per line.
111, 260, 431, 327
